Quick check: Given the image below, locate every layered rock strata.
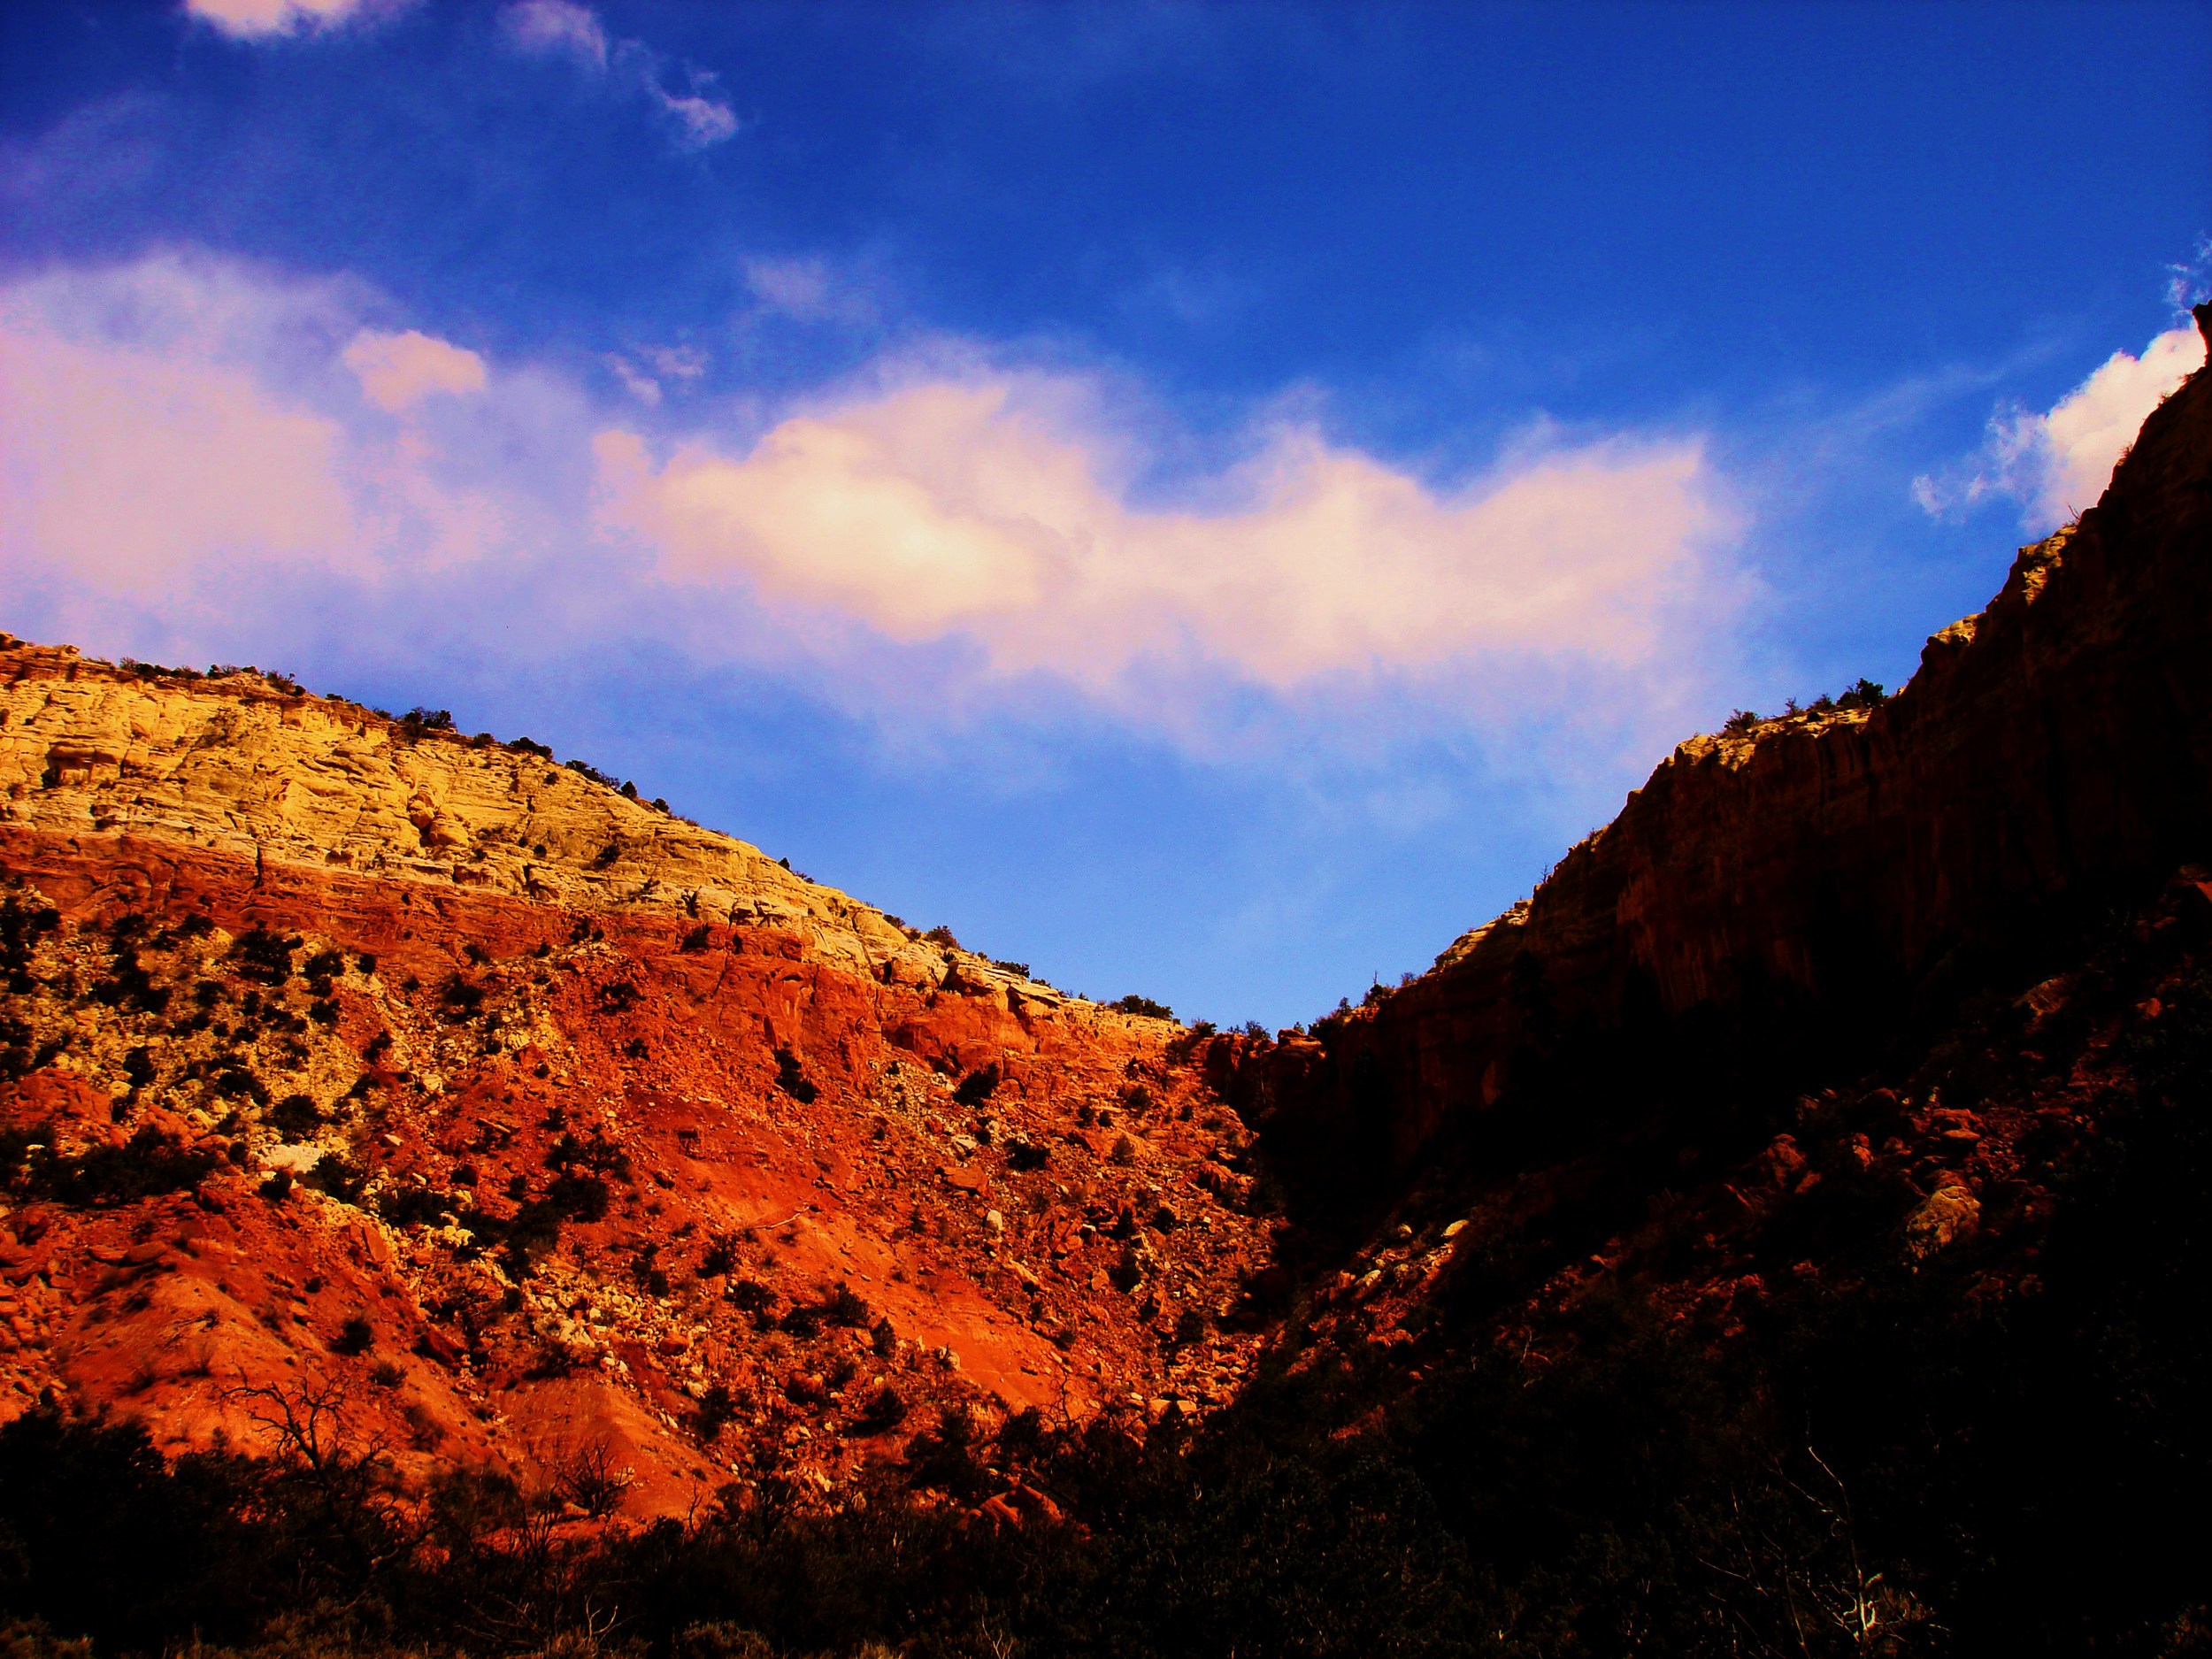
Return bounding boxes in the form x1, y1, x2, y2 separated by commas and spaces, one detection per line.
0, 649, 1063, 1003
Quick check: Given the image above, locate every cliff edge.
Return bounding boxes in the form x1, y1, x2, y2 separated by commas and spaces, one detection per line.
1251, 302, 2212, 1193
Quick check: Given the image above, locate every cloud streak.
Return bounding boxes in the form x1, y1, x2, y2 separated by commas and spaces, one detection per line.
183, 0, 397, 37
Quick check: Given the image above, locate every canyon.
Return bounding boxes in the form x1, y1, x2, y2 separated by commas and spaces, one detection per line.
0, 307, 2207, 1655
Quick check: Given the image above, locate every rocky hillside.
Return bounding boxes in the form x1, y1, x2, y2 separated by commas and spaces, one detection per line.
1056, 304, 2212, 1654
0, 648, 1277, 1518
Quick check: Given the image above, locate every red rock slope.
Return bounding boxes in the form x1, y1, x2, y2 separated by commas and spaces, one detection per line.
0, 651, 1276, 1517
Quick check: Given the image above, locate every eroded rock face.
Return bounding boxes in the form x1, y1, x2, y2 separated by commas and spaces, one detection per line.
1253, 304, 2212, 1185
0, 665, 1271, 1517
0, 652, 1082, 1007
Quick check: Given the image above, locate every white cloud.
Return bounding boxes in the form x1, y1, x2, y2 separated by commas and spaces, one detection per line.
342, 328, 487, 411
2034, 327, 2204, 518
1916, 324, 2206, 528
593, 373, 1732, 695
499, 1, 738, 150
184, 0, 394, 38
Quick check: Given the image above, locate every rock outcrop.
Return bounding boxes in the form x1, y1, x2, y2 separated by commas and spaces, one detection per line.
0, 651, 1068, 1002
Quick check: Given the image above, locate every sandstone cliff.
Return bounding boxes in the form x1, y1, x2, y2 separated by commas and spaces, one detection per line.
0, 650, 1065, 1003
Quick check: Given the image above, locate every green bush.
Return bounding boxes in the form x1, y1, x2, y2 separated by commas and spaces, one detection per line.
695, 1385, 737, 1442
377, 1186, 454, 1228
1836, 675, 1888, 710
854, 1386, 908, 1435
696, 1236, 738, 1278
823, 1284, 872, 1328
546, 1172, 610, 1222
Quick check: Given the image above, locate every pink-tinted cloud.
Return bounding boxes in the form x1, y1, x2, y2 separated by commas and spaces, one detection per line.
342, 327, 488, 411
0, 256, 516, 611
183, 0, 397, 39
0, 313, 353, 588
593, 376, 1729, 693
0, 251, 1740, 757
1915, 324, 2206, 527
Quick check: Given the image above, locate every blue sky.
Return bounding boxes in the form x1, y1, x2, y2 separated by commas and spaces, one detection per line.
2, 1, 2208, 1027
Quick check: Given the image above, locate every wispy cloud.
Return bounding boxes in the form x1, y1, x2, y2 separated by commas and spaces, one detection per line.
1914, 322, 2206, 528
659, 93, 739, 150
501, 0, 606, 69
603, 353, 663, 406
741, 257, 884, 328
602, 343, 709, 407
646, 344, 708, 382
1117, 263, 1260, 332
501, 0, 739, 150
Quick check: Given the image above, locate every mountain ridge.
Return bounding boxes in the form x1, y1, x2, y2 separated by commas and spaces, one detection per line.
1240, 301, 2212, 1206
